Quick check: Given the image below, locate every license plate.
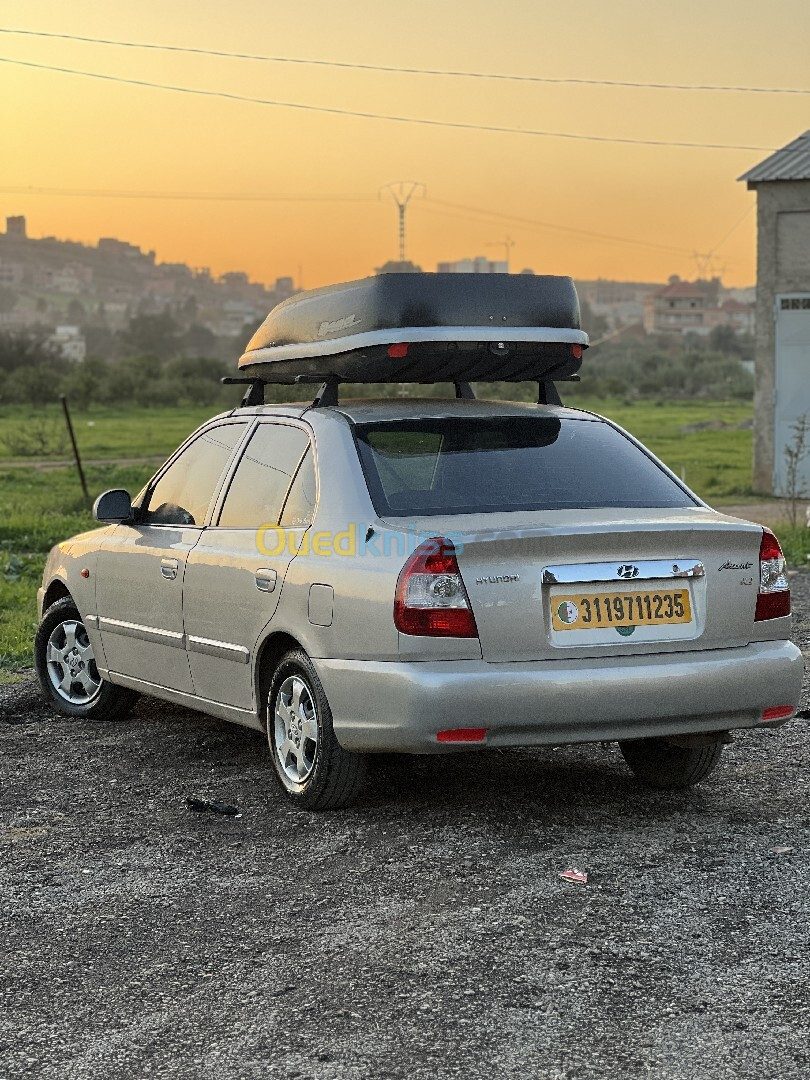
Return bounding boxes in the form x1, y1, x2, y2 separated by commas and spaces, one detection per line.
551, 588, 692, 631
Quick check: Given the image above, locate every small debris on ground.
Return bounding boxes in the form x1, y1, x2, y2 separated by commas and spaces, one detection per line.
185, 797, 241, 817
769, 845, 794, 855
559, 868, 588, 884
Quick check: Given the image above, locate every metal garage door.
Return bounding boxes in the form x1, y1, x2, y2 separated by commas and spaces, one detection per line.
774, 294, 810, 494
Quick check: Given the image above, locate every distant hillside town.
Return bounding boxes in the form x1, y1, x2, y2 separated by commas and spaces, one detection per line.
0, 216, 754, 363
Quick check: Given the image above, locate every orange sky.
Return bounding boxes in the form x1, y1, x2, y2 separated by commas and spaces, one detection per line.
2, 0, 809, 288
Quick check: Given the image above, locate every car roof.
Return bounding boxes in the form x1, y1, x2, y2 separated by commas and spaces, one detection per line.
229, 397, 599, 424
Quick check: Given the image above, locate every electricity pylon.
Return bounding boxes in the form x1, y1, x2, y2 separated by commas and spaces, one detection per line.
379, 181, 426, 263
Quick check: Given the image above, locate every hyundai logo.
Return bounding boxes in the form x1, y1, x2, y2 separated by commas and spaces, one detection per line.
617, 564, 640, 579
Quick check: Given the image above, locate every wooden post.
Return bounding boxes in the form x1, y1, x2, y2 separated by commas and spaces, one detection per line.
60, 395, 90, 505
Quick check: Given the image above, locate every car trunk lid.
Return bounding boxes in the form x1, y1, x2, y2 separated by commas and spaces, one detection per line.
384, 508, 763, 661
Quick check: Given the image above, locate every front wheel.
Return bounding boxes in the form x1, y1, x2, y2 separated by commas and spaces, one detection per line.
34, 597, 137, 721
619, 737, 723, 789
267, 649, 367, 810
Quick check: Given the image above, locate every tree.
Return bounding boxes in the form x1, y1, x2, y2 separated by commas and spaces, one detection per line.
120, 313, 181, 360
66, 298, 86, 323
375, 260, 423, 274
180, 323, 216, 356
0, 330, 58, 374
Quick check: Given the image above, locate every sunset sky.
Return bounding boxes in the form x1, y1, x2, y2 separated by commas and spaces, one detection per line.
2, 0, 809, 288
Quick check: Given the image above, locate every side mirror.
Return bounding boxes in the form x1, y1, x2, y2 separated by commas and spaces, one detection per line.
93, 489, 133, 524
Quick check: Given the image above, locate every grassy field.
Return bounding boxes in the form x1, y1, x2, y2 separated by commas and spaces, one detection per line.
0, 397, 756, 498
1, 398, 807, 679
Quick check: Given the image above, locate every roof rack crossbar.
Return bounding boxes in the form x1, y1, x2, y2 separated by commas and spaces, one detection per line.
221, 377, 265, 407
295, 373, 340, 407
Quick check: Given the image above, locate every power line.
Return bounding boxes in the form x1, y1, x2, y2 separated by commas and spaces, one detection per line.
0, 183, 748, 262
0, 56, 777, 152
0, 185, 376, 203
2, 27, 808, 96
423, 199, 696, 255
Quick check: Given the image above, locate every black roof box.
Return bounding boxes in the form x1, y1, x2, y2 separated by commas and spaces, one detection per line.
238, 273, 588, 384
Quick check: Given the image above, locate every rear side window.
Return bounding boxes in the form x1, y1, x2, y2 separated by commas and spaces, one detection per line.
279, 449, 317, 528
355, 416, 696, 516
142, 423, 246, 526
218, 423, 310, 528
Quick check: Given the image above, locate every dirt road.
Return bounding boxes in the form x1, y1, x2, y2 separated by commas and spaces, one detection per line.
2, 576, 809, 1080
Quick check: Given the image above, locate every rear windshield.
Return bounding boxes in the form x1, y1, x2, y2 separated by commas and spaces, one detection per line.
354, 416, 696, 516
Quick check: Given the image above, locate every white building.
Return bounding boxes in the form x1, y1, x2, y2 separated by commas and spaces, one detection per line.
437, 257, 509, 274
48, 325, 86, 363
738, 130, 810, 494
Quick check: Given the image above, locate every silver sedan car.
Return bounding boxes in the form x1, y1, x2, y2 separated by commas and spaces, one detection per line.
36, 398, 804, 809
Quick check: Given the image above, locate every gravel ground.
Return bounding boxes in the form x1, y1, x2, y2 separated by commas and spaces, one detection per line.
2, 574, 810, 1080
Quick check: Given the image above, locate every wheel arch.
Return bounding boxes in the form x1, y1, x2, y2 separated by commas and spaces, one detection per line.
255, 630, 304, 718
43, 578, 72, 612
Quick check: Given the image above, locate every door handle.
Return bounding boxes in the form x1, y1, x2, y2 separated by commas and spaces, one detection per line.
161, 558, 179, 580
255, 568, 278, 593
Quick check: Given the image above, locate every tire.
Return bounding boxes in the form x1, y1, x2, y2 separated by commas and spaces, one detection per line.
266, 649, 367, 810
34, 597, 137, 721
619, 737, 723, 789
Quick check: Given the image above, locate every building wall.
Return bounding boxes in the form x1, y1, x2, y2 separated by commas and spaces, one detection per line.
751, 180, 810, 492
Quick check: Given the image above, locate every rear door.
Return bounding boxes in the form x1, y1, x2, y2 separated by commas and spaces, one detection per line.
774, 294, 810, 493
182, 420, 315, 709
96, 422, 248, 692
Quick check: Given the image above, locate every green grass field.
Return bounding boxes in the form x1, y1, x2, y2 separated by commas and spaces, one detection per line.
0, 399, 806, 679
0, 397, 756, 497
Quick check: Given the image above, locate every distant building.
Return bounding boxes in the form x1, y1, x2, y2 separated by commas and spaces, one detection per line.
437, 257, 508, 274
6, 215, 26, 238
48, 325, 86, 363
718, 297, 755, 335
644, 279, 714, 335
739, 129, 810, 494
274, 277, 296, 297
98, 237, 143, 259
0, 260, 24, 286
578, 278, 660, 328
642, 278, 753, 337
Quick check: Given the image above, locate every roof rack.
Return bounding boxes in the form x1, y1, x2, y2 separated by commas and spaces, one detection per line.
222, 372, 580, 409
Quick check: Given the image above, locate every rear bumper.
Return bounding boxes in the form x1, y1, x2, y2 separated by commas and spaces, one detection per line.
314, 640, 805, 753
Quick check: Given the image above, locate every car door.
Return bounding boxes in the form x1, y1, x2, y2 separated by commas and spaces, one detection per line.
95, 421, 248, 693
183, 420, 315, 709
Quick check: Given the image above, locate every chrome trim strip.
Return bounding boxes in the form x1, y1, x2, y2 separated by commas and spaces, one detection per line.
542, 559, 705, 585
240, 325, 589, 366
98, 617, 186, 649
84, 614, 100, 630
187, 636, 251, 664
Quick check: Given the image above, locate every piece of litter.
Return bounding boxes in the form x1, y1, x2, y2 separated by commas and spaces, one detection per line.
769, 845, 794, 855
186, 797, 240, 817
559, 868, 588, 884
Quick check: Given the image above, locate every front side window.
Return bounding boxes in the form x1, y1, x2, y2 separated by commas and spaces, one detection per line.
355, 416, 696, 517
218, 423, 310, 528
142, 424, 246, 526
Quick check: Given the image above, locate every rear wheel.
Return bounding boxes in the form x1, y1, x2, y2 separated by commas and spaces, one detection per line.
619, 737, 723, 789
34, 597, 137, 721
267, 649, 367, 810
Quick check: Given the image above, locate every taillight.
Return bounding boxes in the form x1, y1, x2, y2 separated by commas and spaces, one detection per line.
755, 528, 790, 621
394, 536, 478, 637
